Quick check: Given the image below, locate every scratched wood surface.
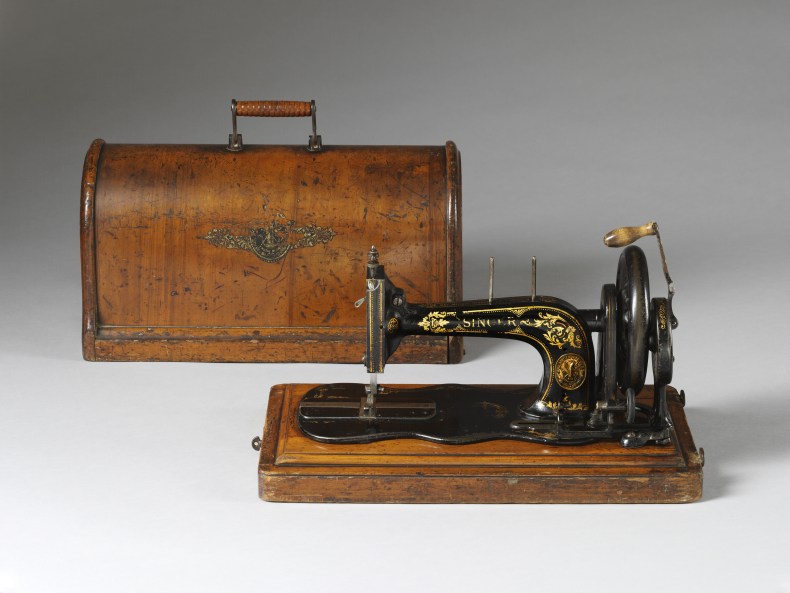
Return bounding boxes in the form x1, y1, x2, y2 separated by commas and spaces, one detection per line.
259, 384, 703, 503
81, 140, 462, 362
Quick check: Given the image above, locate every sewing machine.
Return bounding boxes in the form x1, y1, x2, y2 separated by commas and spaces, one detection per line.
256, 222, 702, 503
297, 222, 678, 449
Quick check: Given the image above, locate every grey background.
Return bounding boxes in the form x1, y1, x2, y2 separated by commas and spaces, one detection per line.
1, 1, 789, 591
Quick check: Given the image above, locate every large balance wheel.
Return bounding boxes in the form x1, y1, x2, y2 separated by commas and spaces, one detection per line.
616, 246, 650, 395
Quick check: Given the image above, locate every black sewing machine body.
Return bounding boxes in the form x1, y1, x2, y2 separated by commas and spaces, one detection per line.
298, 224, 678, 449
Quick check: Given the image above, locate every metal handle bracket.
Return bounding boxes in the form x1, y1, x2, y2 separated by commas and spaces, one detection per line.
226, 99, 322, 152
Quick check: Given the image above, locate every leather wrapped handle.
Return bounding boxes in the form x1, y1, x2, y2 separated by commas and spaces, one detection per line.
234, 100, 313, 117
227, 99, 321, 152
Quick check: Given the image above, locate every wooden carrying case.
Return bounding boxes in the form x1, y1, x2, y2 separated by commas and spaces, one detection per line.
80, 100, 462, 363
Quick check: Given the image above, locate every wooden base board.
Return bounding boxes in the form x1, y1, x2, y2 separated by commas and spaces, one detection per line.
258, 384, 703, 503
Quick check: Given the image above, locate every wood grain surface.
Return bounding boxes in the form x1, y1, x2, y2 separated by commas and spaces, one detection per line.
259, 384, 703, 503
81, 141, 462, 362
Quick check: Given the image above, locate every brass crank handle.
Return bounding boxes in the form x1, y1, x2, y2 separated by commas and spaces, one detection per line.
603, 222, 657, 248
605, 220, 679, 329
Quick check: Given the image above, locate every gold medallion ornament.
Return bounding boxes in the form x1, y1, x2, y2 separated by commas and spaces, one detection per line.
202, 214, 336, 263
555, 353, 587, 391
387, 317, 399, 334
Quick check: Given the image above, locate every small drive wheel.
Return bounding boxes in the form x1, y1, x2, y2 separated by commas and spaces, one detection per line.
650, 297, 673, 387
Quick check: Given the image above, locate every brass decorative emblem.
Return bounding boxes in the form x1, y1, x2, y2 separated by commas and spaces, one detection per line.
417, 311, 452, 333
387, 317, 400, 334
202, 215, 336, 263
555, 353, 587, 391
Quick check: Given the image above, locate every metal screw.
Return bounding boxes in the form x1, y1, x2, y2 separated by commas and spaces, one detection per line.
251, 436, 261, 451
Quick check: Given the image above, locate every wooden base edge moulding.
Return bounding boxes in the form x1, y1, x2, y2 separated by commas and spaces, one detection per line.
258, 384, 703, 504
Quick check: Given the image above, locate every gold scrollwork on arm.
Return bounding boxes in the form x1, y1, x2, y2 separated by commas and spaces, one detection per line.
528, 312, 582, 349
462, 306, 585, 350
416, 307, 585, 349
500, 311, 582, 349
